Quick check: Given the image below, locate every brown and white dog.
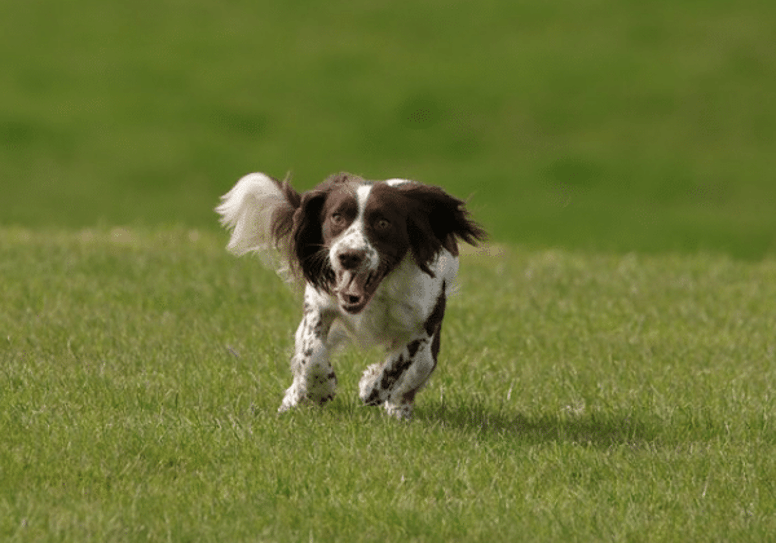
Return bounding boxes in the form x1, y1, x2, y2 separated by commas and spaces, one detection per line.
216, 172, 485, 419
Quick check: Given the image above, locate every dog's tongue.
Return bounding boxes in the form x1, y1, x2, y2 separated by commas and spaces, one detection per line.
337, 270, 368, 298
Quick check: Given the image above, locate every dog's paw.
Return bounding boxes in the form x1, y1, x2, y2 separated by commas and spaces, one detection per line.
358, 363, 387, 406
278, 373, 337, 413
384, 400, 413, 420
278, 382, 305, 413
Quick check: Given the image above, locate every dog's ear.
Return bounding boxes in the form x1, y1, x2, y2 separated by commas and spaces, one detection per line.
290, 173, 361, 290
270, 177, 302, 247
291, 187, 333, 291
398, 184, 486, 275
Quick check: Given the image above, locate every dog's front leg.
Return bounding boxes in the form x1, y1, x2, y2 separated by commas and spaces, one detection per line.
359, 285, 446, 419
359, 331, 441, 420
278, 304, 337, 413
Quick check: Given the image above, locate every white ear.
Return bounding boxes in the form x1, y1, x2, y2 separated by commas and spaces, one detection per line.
215, 173, 287, 256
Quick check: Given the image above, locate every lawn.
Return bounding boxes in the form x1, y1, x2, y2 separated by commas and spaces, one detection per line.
1, 228, 775, 541
2, 0, 776, 540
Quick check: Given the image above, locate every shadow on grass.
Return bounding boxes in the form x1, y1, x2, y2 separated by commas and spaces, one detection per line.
420, 401, 662, 449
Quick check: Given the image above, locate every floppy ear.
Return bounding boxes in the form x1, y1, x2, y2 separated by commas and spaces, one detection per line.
269, 178, 302, 248
291, 188, 334, 291
399, 184, 487, 275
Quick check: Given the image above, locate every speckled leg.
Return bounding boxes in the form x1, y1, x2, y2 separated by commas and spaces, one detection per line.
359, 333, 439, 420
279, 306, 337, 413
359, 287, 446, 420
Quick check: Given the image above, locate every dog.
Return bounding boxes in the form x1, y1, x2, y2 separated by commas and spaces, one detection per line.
216, 172, 485, 419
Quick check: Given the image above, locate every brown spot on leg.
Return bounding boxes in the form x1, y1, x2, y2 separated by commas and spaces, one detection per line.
424, 283, 446, 337
431, 327, 441, 364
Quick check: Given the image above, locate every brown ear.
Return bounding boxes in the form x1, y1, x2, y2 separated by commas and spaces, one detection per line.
291, 189, 334, 291
269, 177, 302, 249
290, 173, 361, 290
398, 183, 486, 275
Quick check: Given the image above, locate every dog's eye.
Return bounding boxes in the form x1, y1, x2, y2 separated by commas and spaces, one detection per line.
375, 218, 391, 231
331, 213, 344, 225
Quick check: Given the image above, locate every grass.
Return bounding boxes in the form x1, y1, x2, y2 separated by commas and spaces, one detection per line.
2, 228, 775, 541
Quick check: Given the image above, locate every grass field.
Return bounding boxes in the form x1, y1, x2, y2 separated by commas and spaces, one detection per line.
2, 229, 775, 541
2, 0, 776, 540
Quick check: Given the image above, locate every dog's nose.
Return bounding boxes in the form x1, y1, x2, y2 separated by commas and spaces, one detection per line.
338, 250, 366, 270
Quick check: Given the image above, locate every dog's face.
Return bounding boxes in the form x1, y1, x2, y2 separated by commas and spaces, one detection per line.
320, 181, 412, 314
292, 174, 485, 315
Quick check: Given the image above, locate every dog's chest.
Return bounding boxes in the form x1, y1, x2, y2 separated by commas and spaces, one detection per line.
334, 255, 450, 347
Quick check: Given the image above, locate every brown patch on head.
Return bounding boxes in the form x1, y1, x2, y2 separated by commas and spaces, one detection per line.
291, 173, 363, 292
319, 179, 360, 247
362, 183, 414, 275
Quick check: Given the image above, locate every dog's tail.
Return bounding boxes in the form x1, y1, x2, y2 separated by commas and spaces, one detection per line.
215, 172, 301, 280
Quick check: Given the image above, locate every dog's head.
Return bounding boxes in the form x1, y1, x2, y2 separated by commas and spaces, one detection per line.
286, 173, 485, 314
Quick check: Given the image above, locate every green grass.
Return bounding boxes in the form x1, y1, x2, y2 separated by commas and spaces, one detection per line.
1, 0, 775, 257
2, 228, 775, 541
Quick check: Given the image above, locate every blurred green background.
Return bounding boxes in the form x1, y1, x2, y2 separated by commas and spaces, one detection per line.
1, 0, 774, 258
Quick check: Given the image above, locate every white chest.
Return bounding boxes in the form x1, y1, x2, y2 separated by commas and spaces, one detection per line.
317, 251, 458, 349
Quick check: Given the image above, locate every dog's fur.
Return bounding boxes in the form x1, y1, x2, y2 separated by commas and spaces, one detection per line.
216, 172, 485, 419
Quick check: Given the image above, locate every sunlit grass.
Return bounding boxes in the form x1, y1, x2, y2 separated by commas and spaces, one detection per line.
2, 228, 774, 541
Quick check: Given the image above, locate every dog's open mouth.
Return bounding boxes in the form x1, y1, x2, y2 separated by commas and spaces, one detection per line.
334, 269, 380, 314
